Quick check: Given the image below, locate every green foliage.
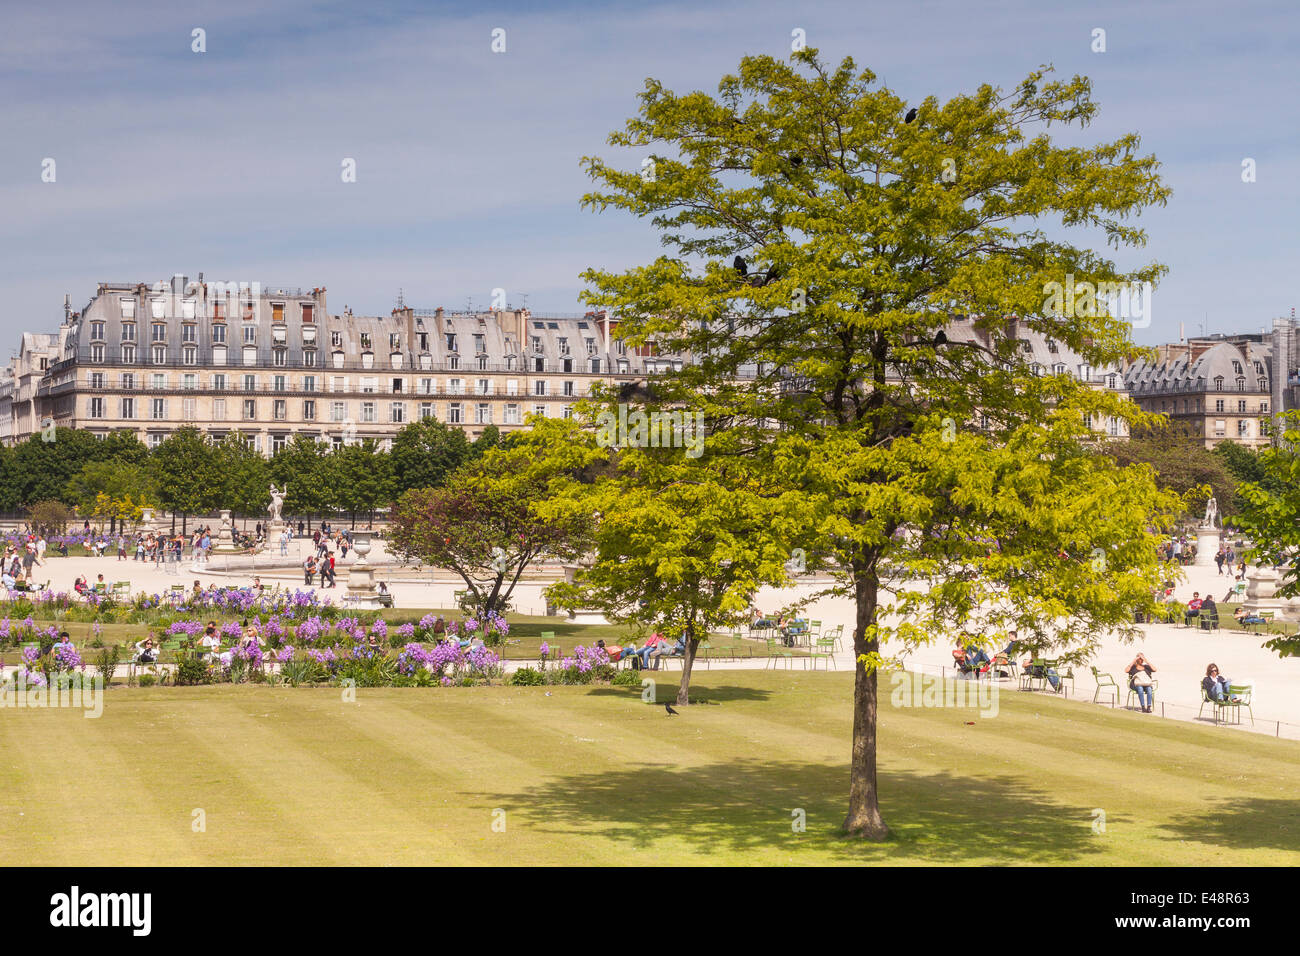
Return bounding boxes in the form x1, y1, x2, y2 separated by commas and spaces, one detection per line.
506, 666, 546, 686
28, 499, 74, 532
610, 667, 642, 687
269, 434, 333, 518
389, 418, 473, 495
174, 657, 212, 686
1109, 430, 1236, 518
331, 439, 394, 523
94, 644, 120, 686
150, 426, 222, 525
214, 433, 270, 523
389, 435, 593, 618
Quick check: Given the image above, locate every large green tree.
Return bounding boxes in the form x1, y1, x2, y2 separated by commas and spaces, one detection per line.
214, 433, 270, 528
389, 418, 474, 494
150, 426, 222, 533
1108, 430, 1235, 519
579, 51, 1178, 839
269, 434, 334, 522
331, 439, 394, 528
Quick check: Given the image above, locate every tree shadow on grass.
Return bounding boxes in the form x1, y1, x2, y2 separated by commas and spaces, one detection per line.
483, 760, 1113, 863
1161, 798, 1300, 854
583, 684, 775, 703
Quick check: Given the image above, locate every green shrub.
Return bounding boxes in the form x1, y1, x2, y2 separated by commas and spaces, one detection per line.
138, 673, 157, 688
174, 657, 211, 686
507, 667, 545, 686
611, 668, 642, 687
94, 645, 120, 687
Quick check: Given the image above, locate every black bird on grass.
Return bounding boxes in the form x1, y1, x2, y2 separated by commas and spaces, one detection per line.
665, 703, 679, 716
905, 107, 918, 124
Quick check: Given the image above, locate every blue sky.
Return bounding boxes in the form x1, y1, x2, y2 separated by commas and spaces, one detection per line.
0, 0, 1295, 346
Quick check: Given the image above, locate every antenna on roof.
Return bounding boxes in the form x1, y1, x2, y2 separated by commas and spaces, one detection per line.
465, 296, 474, 314
396, 288, 405, 310
519, 292, 529, 311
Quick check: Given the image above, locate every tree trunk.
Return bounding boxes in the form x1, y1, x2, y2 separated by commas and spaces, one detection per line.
843, 569, 889, 840
676, 631, 700, 706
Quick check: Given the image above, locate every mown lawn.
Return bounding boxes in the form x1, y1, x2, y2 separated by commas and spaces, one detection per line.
2, 670, 1296, 865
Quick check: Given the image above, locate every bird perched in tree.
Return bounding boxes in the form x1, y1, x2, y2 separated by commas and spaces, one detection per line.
733, 255, 748, 277
789, 154, 803, 167
664, 703, 679, 716
933, 329, 947, 346
905, 107, 918, 124
618, 379, 659, 403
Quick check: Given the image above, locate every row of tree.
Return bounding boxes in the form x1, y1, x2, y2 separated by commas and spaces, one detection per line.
6, 419, 500, 531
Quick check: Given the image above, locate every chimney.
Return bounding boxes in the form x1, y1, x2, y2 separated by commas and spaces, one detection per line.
63, 294, 70, 325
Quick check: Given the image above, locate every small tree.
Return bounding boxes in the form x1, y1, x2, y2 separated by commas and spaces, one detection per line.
389, 438, 591, 619
28, 499, 73, 533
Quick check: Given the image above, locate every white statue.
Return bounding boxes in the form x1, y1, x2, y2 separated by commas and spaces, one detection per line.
1204, 496, 1218, 529
268, 483, 287, 524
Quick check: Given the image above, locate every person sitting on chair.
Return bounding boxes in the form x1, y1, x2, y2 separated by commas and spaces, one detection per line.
1198, 594, 1217, 624
1126, 653, 1157, 713
1201, 663, 1237, 702
135, 637, 158, 664
1184, 592, 1203, 627
1234, 606, 1266, 627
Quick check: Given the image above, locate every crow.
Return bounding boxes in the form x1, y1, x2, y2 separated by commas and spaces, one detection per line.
933, 329, 947, 346
733, 255, 748, 277
665, 703, 679, 716
789, 154, 803, 167
618, 379, 659, 403
905, 107, 918, 124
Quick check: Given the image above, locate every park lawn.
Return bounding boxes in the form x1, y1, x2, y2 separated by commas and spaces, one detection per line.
1, 671, 1296, 866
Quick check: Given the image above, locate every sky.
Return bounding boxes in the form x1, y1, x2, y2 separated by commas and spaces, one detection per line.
0, 0, 1295, 347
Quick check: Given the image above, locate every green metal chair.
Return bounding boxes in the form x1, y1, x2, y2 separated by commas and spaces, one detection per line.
808, 636, 837, 670
765, 637, 794, 670
1091, 666, 1119, 705
1126, 678, 1158, 710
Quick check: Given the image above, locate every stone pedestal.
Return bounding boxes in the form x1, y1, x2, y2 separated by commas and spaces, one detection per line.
1243, 564, 1299, 620
260, 518, 286, 553
1194, 526, 1220, 566
214, 509, 243, 553
344, 532, 382, 608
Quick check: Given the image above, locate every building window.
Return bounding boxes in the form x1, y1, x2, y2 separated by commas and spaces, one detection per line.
332, 350, 344, 368
1238, 419, 1251, 437
121, 323, 136, 342
152, 345, 166, 364
243, 400, 257, 420
331, 401, 346, 422
477, 379, 490, 395
590, 359, 601, 374
121, 373, 136, 389
271, 434, 288, 453
1214, 419, 1226, 436
272, 303, 284, 323
90, 321, 105, 340
273, 348, 287, 367
448, 355, 460, 370
182, 398, 196, 420
303, 400, 316, 420
89, 397, 105, 418
533, 404, 547, 418
304, 349, 317, 367
361, 352, 374, 369
182, 373, 197, 389
392, 378, 404, 393
302, 304, 314, 324
89, 372, 104, 388
212, 373, 227, 390
119, 298, 135, 318
303, 375, 316, 392
274, 399, 287, 420
243, 374, 256, 391
243, 345, 257, 366
1238, 400, 1247, 413
445, 333, 457, 352
121, 398, 136, 419
183, 346, 197, 365
91, 344, 105, 363
148, 433, 165, 449
1215, 399, 1225, 412
151, 323, 166, 342
361, 402, 375, 423
419, 402, 435, 420
181, 324, 197, 343
273, 375, 286, 392
391, 402, 405, 423
272, 327, 288, 344
213, 399, 226, 420
243, 324, 257, 344
563, 380, 575, 396
448, 403, 462, 424
534, 380, 547, 396
1261, 401, 1270, 413
505, 404, 520, 425
212, 345, 228, 365
182, 299, 196, 319
212, 324, 226, 344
